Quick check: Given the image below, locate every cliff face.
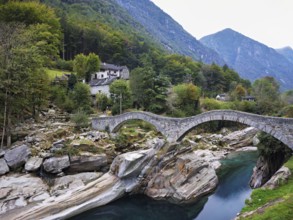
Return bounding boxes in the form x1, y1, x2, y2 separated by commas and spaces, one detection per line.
115, 0, 225, 65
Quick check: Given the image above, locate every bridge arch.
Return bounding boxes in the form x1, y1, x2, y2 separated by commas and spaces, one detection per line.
92, 110, 293, 150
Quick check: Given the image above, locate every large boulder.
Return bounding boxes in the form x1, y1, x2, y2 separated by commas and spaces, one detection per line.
4, 145, 31, 170
110, 150, 152, 179
144, 151, 218, 204
0, 159, 9, 176
25, 157, 43, 172
43, 156, 70, 174
68, 154, 108, 173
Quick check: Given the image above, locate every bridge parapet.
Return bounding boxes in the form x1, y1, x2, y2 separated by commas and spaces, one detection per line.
92, 110, 293, 149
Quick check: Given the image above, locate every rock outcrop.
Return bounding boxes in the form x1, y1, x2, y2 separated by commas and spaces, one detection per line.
262, 166, 291, 189
144, 151, 218, 204
6, 138, 220, 220
0, 174, 49, 215
222, 127, 258, 149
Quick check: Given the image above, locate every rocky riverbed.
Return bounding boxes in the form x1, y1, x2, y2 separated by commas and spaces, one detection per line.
0, 113, 278, 220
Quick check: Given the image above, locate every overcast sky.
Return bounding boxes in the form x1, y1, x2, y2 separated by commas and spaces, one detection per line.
151, 0, 293, 49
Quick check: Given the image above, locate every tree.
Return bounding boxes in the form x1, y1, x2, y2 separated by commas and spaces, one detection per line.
73, 54, 88, 80
0, 1, 61, 66
96, 93, 109, 112
109, 79, 131, 115
73, 53, 100, 82
72, 82, 92, 113
86, 53, 100, 82
0, 22, 51, 147
252, 77, 282, 114
169, 83, 201, 116
130, 67, 169, 113
231, 84, 246, 101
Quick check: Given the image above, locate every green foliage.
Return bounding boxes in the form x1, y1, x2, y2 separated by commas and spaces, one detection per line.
55, 59, 73, 71
168, 83, 201, 117
252, 77, 283, 114
72, 82, 92, 113
71, 109, 89, 129
109, 79, 131, 115
279, 105, 293, 118
0, 1, 61, 66
50, 86, 74, 112
73, 53, 88, 80
73, 53, 100, 82
96, 93, 109, 112
281, 90, 293, 105
130, 67, 169, 113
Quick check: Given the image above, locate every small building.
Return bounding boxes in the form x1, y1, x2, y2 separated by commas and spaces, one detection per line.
216, 93, 230, 101
241, 95, 256, 102
89, 63, 129, 97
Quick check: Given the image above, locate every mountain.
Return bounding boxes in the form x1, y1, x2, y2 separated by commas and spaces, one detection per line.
276, 46, 293, 65
200, 28, 293, 91
114, 0, 225, 65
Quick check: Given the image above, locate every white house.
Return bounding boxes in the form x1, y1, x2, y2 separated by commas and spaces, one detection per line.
89, 63, 129, 96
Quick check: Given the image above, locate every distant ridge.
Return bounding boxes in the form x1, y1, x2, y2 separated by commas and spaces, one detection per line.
276, 46, 293, 65
200, 28, 293, 91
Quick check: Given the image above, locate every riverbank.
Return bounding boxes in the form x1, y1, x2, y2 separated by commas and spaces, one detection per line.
0, 115, 262, 219
236, 156, 293, 219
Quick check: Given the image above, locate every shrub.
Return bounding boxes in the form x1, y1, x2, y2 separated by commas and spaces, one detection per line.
71, 109, 89, 129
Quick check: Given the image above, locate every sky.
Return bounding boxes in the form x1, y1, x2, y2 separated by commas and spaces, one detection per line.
151, 0, 293, 49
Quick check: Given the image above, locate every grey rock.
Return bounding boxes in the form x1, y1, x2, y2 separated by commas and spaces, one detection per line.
262, 166, 291, 189
0, 173, 49, 214
43, 156, 70, 174
69, 154, 108, 173
4, 145, 31, 169
39, 152, 53, 158
51, 172, 102, 196
222, 127, 258, 149
53, 139, 65, 146
0, 159, 9, 175
145, 151, 218, 204
0, 150, 5, 157
25, 157, 43, 172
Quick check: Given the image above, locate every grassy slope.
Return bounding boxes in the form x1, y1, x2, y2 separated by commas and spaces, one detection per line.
46, 69, 70, 81
240, 157, 293, 219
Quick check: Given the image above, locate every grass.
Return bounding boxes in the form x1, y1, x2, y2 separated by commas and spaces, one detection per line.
45, 68, 70, 81
240, 156, 293, 219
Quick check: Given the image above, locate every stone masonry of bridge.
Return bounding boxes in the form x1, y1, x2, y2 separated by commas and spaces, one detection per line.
92, 110, 293, 150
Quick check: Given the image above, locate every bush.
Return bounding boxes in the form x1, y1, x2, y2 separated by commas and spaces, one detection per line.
55, 59, 73, 71
71, 109, 89, 129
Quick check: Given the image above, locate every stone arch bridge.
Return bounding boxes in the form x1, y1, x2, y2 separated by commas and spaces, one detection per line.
92, 110, 293, 149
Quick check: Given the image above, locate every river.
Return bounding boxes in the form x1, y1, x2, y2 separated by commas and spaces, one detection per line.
70, 150, 258, 220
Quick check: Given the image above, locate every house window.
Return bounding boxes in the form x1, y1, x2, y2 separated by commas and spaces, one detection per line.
98, 90, 101, 93
101, 74, 104, 78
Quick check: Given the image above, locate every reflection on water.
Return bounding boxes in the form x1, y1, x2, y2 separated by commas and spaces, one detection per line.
70, 151, 257, 220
